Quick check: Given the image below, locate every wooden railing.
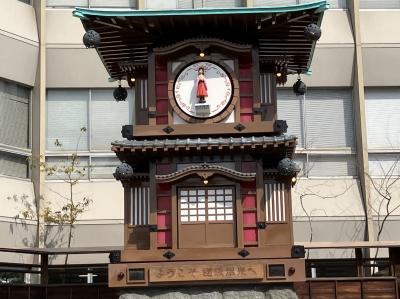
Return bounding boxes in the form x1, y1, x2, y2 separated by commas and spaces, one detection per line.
0, 242, 400, 298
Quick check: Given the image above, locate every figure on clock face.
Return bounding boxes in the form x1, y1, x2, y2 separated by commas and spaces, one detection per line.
196, 67, 208, 103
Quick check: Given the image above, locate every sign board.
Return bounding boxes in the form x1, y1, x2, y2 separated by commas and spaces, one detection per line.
149, 264, 264, 282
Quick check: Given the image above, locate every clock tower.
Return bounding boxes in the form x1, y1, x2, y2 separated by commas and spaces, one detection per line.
74, 1, 327, 289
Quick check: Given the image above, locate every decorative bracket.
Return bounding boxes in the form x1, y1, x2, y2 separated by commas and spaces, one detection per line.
155, 163, 256, 184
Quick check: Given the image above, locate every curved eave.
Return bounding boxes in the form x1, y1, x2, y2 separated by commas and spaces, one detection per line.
155, 164, 256, 183
73, 1, 328, 18
73, 1, 328, 80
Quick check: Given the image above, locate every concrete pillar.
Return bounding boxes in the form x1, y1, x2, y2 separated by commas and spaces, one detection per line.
32, 0, 46, 249
348, 0, 375, 242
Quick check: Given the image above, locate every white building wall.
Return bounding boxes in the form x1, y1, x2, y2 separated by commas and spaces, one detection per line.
0, 1, 400, 263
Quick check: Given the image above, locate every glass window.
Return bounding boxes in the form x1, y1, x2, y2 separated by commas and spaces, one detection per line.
47, 0, 137, 8
307, 154, 356, 177
365, 88, 400, 150
0, 151, 28, 179
369, 154, 400, 177
45, 156, 89, 181
360, 1, 400, 9
47, 0, 89, 7
46, 88, 134, 180
277, 88, 354, 149
294, 153, 356, 177
179, 187, 234, 223
0, 79, 31, 179
194, 0, 242, 8
90, 156, 120, 179
47, 90, 89, 151
254, 0, 346, 9
91, 90, 133, 151
0, 80, 30, 149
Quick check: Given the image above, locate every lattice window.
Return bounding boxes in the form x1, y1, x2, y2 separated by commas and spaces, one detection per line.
264, 181, 286, 222
259, 73, 273, 104
179, 187, 234, 223
140, 79, 148, 109
207, 189, 233, 221
130, 186, 150, 225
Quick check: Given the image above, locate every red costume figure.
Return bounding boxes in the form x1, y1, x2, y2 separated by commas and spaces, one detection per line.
197, 67, 208, 103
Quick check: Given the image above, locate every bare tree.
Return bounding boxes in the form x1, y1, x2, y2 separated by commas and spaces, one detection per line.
296, 181, 356, 259
366, 155, 400, 261
9, 127, 92, 264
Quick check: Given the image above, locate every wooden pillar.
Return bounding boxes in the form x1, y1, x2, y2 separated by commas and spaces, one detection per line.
389, 247, 400, 277
40, 253, 48, 285
355, 247, 364, 277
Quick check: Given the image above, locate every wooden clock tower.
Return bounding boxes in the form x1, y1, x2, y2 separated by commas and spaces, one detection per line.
74, 1, 327, 288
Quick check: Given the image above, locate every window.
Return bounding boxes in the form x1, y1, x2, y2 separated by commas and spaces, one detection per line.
369, 154, 400, 177
253, 0, 347, 9
129, 186, 150, 226
360, 0, 400, 9
46, 0, 137, 8
145, 0, 242, 9
277, 88, 354, 149
265, 181, 286, 222
46, 89, 134, 180
0, 79, 31, 179
278, 88, 355, 177
179, 188, 234, 223
365, 88, 400, 150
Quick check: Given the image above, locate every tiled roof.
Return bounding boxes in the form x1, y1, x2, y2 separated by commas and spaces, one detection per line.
112, 135, 296, 152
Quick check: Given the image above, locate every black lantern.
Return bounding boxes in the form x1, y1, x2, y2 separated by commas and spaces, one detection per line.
114, 162, 134, 181
82, 30, 101, 48
304, 24, 321, 41
113, 84, 128, 102
293, 79, 307, 96
277, 158, 300, 177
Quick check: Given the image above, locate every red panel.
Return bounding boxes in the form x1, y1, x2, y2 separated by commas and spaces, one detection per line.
240, 97, 253, 110
157, 196, 171, 210
158, 183, 171, 192
241, 181, 256, 190
240, 113, 254, 123
157, 230, 172, 246
239, 68, 252, 78
156, 115, 168, 124
157, 213, 171, 227
243, 212, 257, 225
155, 56, 166, 66
239, 82, 253, 95
155, 84, 168, 98
244, 228, 258, 242
156, 164, 171, 175
243, 195, 256, 209
156, 99, 169, 113
155, 69, 168, 81
239, 56, 252, 65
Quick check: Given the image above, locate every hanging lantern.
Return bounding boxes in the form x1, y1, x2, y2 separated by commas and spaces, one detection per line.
304, 24, 321, 41
293, 79, 307, 96
126, 72, 136, 88
277, 158, 300, 177
113, 163, 134, 181
82, 30, 101, 48
113, 84, 128, 102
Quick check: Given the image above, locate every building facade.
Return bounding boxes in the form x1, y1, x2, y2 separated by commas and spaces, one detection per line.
0, 0, 400, 267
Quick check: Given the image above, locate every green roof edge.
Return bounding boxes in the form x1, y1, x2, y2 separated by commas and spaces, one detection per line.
73, 1, 328, 18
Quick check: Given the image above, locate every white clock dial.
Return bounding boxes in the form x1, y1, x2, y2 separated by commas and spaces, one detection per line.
174, 62, 233, 119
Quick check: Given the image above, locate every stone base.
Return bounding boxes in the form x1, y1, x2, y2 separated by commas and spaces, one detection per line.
119, 286, 298, 299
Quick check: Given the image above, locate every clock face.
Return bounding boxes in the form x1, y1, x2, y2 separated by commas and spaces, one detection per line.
174, 61, 233, 119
